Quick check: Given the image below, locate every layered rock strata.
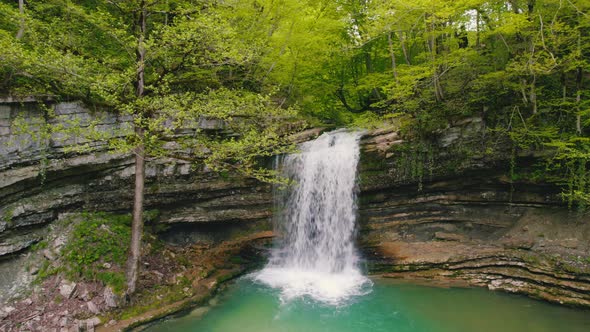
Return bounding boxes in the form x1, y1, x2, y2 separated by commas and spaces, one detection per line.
359, 122, 590, 307
1, 100, 589, 309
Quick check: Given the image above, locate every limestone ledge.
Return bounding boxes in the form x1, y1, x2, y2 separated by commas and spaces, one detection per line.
0, 101, 271, 260
357, 119, 590, 308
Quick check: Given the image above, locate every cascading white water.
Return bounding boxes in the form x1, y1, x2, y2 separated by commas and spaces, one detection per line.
254, 130, 372, 305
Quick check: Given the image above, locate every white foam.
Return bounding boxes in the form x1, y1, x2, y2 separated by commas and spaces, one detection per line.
254, 267, 371, 306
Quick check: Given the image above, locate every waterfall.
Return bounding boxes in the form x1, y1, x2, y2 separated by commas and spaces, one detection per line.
254, 130, 372, 305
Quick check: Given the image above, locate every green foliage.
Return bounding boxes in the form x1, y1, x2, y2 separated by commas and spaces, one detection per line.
60, 212, 131, 293
95, 272, 127, 294
2, 0, 306, 179
496, 104, 590, 210
2, 0, 590, 209
392, 141, 435, 190
63, 213, 130, 268
2, 207, 14, 226
30, 239, 48, 251
315, 0, 590, 209
544, 137, 590, 211
35, 260, 60, 282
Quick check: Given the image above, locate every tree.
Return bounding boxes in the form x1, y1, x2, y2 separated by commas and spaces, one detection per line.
1, 0, 301, 296
263, 0, 590, 208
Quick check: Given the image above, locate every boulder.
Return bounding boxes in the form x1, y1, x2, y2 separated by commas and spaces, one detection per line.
103, 287, 117, 308
0, 308, 8, 320
59, 281, 77, 299
86, 301, 100, 314
86, 317, 101, 332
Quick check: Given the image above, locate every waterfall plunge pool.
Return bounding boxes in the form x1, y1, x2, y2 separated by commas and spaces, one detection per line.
145, 276, 590, 332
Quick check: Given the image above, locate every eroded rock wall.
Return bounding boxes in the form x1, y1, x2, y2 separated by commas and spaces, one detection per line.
1, 99, 589, 308
358, 123, 590, 307
0, 100, 272, 261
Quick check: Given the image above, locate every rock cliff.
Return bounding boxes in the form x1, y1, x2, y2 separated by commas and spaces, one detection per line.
0, 100, 271, 304
1, 100, 589, 309
359, 121, 590, 307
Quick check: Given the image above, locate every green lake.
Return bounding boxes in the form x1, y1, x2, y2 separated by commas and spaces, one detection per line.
146, 276, 590, 332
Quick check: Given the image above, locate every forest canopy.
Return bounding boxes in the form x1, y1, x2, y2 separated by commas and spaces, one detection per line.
1, 0, 589, 210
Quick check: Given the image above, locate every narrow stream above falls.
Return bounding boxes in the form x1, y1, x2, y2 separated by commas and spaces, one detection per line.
146, 130, 590, 332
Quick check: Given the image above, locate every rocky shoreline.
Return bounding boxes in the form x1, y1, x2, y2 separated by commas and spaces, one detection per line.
0, 225, 271, 332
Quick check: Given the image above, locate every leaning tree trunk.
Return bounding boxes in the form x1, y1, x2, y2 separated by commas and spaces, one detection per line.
16, 0, 24, 39
126, 1, 147, 297
397, 28, 411, 65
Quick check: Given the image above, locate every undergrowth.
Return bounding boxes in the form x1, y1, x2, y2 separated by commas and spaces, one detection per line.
60, 212, 131, 293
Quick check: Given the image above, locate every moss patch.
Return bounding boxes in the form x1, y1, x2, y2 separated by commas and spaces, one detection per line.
58, 212, 131, 293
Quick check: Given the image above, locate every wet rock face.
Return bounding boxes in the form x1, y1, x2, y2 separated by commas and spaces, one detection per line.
357, 125, 590, 308
0, 100, 273, 261
0, 100, 274, 303
1, 100, 589, 308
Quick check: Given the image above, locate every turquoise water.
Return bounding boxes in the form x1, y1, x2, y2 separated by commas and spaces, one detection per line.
146, 277, 590, 332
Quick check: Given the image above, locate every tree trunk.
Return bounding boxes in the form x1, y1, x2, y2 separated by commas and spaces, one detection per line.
364, 50, 373, 74
16, 0, 24, 39
397, 28, 411, 65
476, 9, 480, 47
526, 1, 536, 114
530, 75, 537, 114
576, 67, 582, 135
527, 0, 535, 17
561, 72, 567, 103
387, 31, 398, 82
520, 79, 529, 105
426, 15, 443, 102
575, 19, 583, 135
126, 129, 145, 295
126, 1, 147, 297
